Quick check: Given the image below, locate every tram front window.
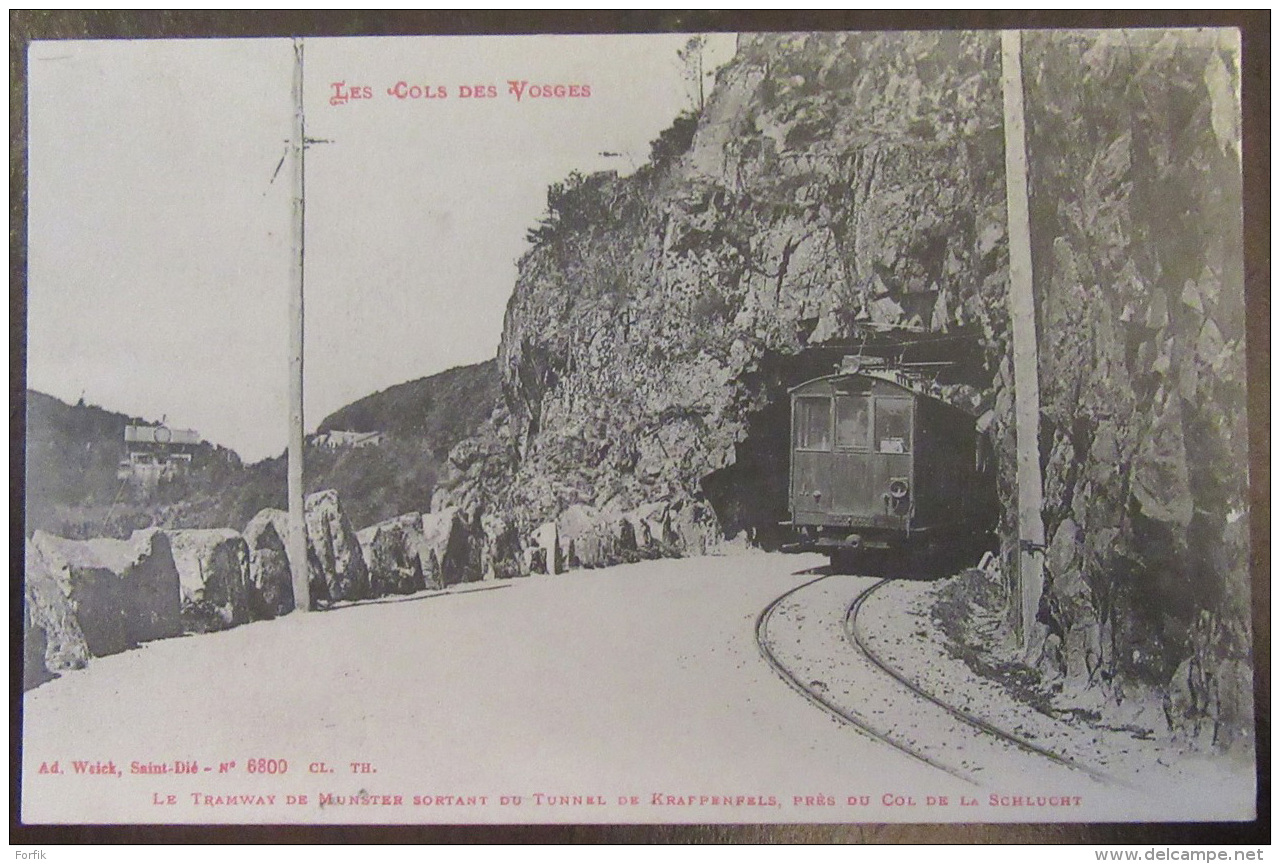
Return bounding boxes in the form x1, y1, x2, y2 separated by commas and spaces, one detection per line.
795, 398, 832, 451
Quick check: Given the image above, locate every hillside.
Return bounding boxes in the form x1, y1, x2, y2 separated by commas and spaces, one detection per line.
23, 359, 500, 538
22, 390, 244, 539
317, 359, 498, 453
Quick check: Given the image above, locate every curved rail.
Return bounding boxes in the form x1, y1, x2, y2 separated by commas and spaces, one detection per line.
754, 574, 976, 784
845, 579, 1123, 787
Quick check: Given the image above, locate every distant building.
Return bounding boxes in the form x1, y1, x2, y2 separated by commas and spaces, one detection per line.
117, 424, 201, 487
309, 430, 386, 450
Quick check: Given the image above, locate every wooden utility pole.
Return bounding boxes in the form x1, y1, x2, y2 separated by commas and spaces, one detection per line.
288, 37, 311, 613
1000, 30, 1045, 652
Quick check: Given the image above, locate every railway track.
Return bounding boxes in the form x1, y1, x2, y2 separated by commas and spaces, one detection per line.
755, 572, 1122, 788
754, 574, 973, 784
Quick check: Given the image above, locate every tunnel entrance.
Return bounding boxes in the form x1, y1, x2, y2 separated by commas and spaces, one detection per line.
700, 328, 996, 554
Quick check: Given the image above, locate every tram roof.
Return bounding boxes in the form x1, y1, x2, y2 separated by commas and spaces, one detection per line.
788, 364, 981, 420
790, 369, 914, 393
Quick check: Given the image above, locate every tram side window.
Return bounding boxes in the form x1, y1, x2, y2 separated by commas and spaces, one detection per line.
835, 395, 872, 450
795, 397, 832, 451
875, 398, 913, 453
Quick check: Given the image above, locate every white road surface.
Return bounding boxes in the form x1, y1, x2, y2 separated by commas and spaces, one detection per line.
20, 551, 1243, 824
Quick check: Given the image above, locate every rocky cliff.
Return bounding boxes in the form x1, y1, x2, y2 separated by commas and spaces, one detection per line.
1023, 30, 1249, 749
440, 32, 1009, 525
433, 30, 1250, 749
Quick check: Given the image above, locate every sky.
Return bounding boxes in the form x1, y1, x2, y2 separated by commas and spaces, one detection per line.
27, 34, 736, 462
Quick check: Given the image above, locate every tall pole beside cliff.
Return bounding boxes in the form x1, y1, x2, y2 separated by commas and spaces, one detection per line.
1000, 30, 1044, 653
288, 37, 311, 613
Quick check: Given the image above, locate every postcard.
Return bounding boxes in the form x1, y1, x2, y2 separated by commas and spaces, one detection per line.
20, 27, 1257, 826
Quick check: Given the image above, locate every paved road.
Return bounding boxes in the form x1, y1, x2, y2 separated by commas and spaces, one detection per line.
22, 552, 964, 824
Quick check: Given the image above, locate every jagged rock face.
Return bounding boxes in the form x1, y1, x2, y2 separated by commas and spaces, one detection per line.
242, 508, 295, 618
431, 408, 517, 518
168, 529, 251, 632
357, 513, 427, 596
26, 529, 182, 662
1024, 30, 1249, 746
436, 31, 1247, 746
485, 32, 1007, 526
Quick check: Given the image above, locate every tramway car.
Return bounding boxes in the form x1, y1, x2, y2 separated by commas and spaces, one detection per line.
783, 354, 995, 570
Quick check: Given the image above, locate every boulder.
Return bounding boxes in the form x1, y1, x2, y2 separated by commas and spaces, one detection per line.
627, 501, 678, 555
420, 548, 442, 590
168, 529, 251, 632
480, 513, 522, 580
589, 515, 637, 567
461, 505, 486, 577
304, 490, 371, 603
668, 499, 719, 556
27, 529, 181, 660
243, 492, 371, 609
530, 521, 562, 574
556, 504, 599, 569
556, 504, 636, 569
356, 513, 426, 597
25, 542, 90, 677
421, 507, 481, 586
109, 529, 184, 643
23, 593, 56, 690
522, 546, 548, 576
242, 509, 295, 619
